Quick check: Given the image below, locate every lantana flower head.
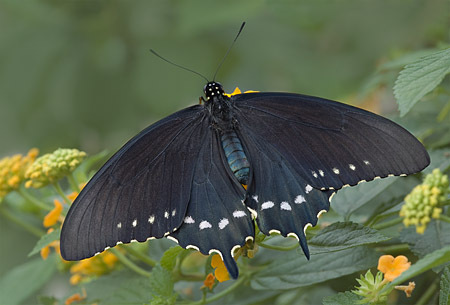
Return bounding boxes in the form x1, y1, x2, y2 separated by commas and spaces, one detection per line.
69, 250, 119, 285
25, 148, 86, 188
0, 148, 38, 200
400, 168, 449, 234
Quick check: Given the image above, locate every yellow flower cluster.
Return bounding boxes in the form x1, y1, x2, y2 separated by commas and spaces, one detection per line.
25, 148, 86, 188
69, 251, 119, 285
400, 169, 449, 234
0, 148, 39, 200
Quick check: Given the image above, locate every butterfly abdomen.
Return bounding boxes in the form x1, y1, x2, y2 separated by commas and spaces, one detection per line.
220, 131, 250, 185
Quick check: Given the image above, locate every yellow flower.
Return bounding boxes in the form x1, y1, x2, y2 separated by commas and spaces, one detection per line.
224, 87, 259, 97
211, 254, 230, 282
377, 255, 411, 281
201, 273, 216, 290
25, 148, 86, 188
68, 250, 119, 285
43, 199, 63, 227
400, 169, 449, 234
40, 228, 61, 259
0, 148, 39, 200
65, 288, 86, 305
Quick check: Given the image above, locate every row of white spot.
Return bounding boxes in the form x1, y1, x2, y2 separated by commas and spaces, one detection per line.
260, 194, 307, 211
311, 161, 370, 178
117, 208, 177, 230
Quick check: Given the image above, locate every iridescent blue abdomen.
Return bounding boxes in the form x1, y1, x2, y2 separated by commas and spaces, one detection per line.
221, 131, 250, 185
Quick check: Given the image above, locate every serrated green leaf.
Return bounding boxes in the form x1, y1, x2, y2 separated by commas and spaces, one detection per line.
150, 265, 175, 299
394, 47, 450, 116
322, 291, 362, 305
37, 295, 58, 305
383, 245, 450, 292
0, 255, 57, 305
28, 228, 60, 257
251, 246, 378, 290
309, 222, 390, 254
440, 266, 450, 305
160, 246, 184, 271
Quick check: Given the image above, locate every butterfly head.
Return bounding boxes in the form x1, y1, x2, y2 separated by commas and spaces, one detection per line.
204, 82, 225, 101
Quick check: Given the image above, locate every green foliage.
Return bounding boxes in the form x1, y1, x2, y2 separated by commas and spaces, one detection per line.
440, 267, 450, 305
28, 228, 60, 257
149, 265, 177, 305
394, 48, 450, 116
322, 292, 362, 305
160, 246, 184, 272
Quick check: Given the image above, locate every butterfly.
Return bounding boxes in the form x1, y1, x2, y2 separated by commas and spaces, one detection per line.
60, 78, 430, 279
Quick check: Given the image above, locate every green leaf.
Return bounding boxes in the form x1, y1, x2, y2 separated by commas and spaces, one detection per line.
394, 47, 450, 116
322, 291, 362, 305
440, 266, 450, 305
309, 222, 390, 254
0, 255, 57, 305
399, 221, 450, 259
251, 246, 378, 290
149, 265, 176, 303
384, 245, 450, 292
28, 228, 60, 257
160, 246, 184, 271
77, 271, 152, 304
37, 295, 58, 305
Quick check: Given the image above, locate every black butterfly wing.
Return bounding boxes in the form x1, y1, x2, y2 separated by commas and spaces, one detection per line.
60, 105, 207, 260
169, 128, 255, 279
233, 92, 430, 191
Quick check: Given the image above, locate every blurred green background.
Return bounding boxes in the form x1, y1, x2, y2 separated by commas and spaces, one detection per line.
0, 0, 448, 290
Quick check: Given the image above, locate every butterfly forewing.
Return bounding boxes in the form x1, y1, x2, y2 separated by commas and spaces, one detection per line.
60, 106, 206, 260
233, 92, 430, 191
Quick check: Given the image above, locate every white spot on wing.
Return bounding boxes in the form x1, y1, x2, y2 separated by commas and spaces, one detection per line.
233, 210, 246, 218
349, 164, 356, 171
287, 232, 299, 241
319, 170, 324, 177
148, 215, 155, 224
312, 171, 318, 178
132, 219, 137, 227
280, 201, 292, 211
186, 245, 200, 251
172, 209, 176, 217
166, 236, 178, 243
317, 209, 327, 218
164, 211, 169, 219
333, 168, 340, 174
303, 223, 312, 234
117, 222, 122, 229
261, 201, 274, 210
252, 195, 259, 202
199, 220, 212, 230
184, 216, 195, 224
269, 229, 281, 235
305, 184, 313, 193
218, 218, 229, 229
364, 160, 370, 165
295, 195, 306, 204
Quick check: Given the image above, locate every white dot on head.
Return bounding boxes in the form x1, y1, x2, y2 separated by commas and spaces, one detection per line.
132, 219, 137, 227
172, 209, 176, 217
333, 168, 340, 174
363, 160, 370, 165
148, 215, 155, 224
319, 170, 324, 177
233, 210, 246, 218
199, 220, 212, 230
280, 201, 292, 211
261, 201, 274, 210
295, 195, 306, 204
211, 92, 215, 95
349, 164, 356, 171
164, 211, 169, 219
305, 184, 313, 193
218, 218, 229, 229
117, 222, 122, 229
184, 216, 195, 224
312, 171, 318, 178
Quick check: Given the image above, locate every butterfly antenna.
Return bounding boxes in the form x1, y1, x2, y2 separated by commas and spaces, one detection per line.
212, 22, 246, 81
150, 49, 209, 82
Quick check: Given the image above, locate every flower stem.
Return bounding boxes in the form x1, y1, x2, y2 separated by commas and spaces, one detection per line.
185, 275, 247, 305
375, 243, 410, 254
372, 217, 403, 230
17, 187, 52, 212
110, 248, 151, 277
52, 182, 71, 203
439, 214, 450, 223
68, 173, 80, 192
119, 244, 156, 267
0, 207, 45, 237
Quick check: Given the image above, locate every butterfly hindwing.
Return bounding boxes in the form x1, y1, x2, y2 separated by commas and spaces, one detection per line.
170, 128, 255, 279
233, 92, 430, 191
60, 106, 206, 260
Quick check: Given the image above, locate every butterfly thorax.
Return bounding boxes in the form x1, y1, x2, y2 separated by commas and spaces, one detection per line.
204, 81, 234, 131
